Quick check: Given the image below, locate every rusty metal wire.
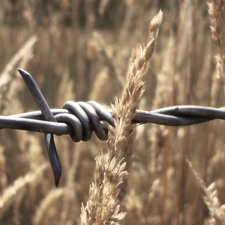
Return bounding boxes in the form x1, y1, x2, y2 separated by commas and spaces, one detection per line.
2, 68, 225, 186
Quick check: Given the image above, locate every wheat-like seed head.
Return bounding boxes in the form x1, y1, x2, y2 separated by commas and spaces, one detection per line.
187, 158, 225, 225
80, 10, 163, 225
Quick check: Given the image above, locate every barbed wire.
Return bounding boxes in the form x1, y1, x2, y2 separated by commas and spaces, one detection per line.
2, 68, 225, 186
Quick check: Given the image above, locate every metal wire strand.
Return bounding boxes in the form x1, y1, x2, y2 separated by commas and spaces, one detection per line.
2, 103, 225, 135
2, 68, 225, 186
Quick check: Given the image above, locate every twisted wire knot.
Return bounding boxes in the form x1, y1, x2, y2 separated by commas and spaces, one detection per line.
55, 101, 114, 142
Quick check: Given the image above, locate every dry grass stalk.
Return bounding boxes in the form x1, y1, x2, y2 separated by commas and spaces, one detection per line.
80, 10, 163, 225
91, 31, 124, 87
207, 0, 225, 83
0, 163, 47, 218
0, 35, 37, 113
0, 35, 37, 90
186, 159, 225, 225
33, 188, 64, 225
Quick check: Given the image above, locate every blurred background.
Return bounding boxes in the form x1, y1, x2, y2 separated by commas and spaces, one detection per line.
0, 0, 224, 225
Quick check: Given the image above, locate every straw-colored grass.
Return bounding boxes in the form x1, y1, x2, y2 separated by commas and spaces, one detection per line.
1, 1, 225, 225
80, 10, 163, 225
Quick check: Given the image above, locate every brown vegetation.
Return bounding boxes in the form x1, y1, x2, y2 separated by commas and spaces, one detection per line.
0, 1, 225, 225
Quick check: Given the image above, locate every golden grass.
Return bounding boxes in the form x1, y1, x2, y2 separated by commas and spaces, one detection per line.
0, 163, 48, 217
0, 1, 225, 225
81, 10, 163, 225
207, 0, 225, 87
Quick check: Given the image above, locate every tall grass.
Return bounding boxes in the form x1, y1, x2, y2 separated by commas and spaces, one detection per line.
0, 1, 225, 225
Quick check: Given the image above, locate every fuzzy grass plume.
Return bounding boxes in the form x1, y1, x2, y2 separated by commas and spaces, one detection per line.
80, 10, 163, 225
187, 158, 225, 225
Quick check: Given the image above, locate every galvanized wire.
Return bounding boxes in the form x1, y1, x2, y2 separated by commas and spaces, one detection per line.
2, 68, 225, 186
3, 104, 225, 134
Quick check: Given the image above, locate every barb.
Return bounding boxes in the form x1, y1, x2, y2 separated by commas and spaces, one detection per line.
18, 68, 61, 187
1, 69, 225, 186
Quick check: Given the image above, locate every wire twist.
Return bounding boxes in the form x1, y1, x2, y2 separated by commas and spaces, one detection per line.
2, 68, 225, 186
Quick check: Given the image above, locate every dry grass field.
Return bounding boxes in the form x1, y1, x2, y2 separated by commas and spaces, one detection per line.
0, 0, 225, 225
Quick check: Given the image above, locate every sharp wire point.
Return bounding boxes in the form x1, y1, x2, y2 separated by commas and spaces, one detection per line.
18, 68, 62, 186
